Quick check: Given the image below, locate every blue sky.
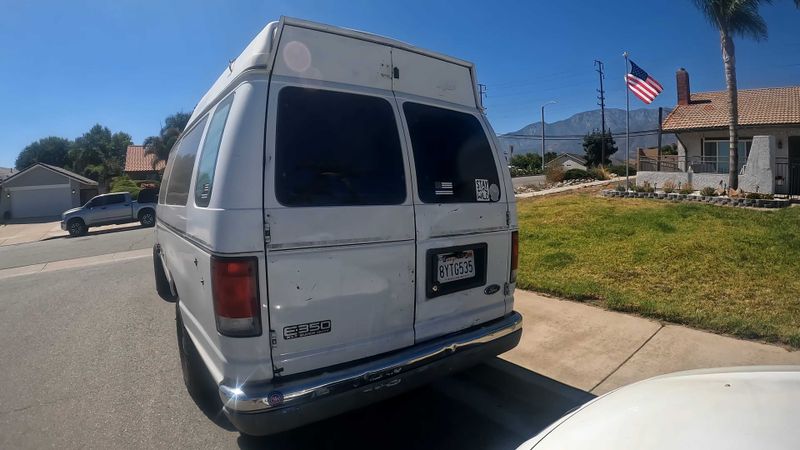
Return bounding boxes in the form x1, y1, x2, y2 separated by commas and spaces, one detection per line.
1, 0, 798, 167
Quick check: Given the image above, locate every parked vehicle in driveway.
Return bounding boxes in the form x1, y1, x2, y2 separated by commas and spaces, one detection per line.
152, 16, 521, 436
61, 191, 156, 236
516, 366, 800, 450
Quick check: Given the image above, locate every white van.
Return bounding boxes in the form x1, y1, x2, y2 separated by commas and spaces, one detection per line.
153, 17, 522, 436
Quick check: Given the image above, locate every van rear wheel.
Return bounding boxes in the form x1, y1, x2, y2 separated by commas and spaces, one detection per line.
176, 303, 219, 407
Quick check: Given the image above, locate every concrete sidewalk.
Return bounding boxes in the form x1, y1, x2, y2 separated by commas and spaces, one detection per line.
504, 290, 800, 394
515, 177, 630, 199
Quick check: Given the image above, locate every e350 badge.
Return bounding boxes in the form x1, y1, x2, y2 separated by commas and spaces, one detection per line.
283, 320, 332, 340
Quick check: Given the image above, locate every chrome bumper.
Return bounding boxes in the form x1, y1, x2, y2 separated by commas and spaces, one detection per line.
219, 311, 523, 415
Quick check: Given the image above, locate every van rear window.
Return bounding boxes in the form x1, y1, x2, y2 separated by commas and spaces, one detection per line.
275, 87, 406, 207
403, 102, 501, 203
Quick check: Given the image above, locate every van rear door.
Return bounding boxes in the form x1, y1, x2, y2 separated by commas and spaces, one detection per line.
390, 49, 511, 341
263, 25, 416, 376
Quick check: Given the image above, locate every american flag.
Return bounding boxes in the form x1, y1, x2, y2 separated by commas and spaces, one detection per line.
626, 60, 662, 104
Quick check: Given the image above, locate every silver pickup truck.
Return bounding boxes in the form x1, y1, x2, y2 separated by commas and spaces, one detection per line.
61, 191, 156, 236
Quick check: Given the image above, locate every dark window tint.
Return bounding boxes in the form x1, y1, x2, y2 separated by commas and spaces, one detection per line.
87, 196, 105, 208
275, 87, 406, 207
158, 155, 175, 205
195, 94, 234, 207
403, 103, 500, 203
106, 194, 126, 205
166, 117, 208, 206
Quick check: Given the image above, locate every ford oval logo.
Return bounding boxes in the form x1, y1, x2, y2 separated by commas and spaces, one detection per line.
484, 284, 500, 295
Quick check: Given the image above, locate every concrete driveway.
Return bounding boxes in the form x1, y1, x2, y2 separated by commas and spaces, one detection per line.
0, 220, 142, 246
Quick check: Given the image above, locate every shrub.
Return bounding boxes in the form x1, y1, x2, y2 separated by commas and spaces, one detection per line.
636, 181, 655, 193
608, 165, 636, 177
700, 186, 717, 197
110, 175, 141, 199
545, 165, 565, 183
615, 183, 626, 192
662, 180, 676, 194
563, 169, 591, 180
588, 167, 610, 180
678, 183, 694, 195
744, 192, 774, 200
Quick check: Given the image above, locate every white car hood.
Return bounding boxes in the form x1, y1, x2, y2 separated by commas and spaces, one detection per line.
519, 366, 800, 450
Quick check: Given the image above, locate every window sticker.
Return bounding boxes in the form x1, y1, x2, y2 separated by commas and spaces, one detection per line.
489, 183, 500, 201
435, 181, 454, 196
475, 179, 490, 201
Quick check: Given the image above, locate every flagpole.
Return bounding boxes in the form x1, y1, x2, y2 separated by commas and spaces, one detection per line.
623, 51, 630, 190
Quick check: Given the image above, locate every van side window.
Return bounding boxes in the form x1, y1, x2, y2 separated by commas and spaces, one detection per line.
158, 154, 175, 205
194, 94, 234, 207
275, 87, 406, 207
403, 102, 501, 203
165, 117, 208, 206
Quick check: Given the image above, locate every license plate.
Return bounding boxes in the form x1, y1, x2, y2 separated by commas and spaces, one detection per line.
437, 251, 475, 283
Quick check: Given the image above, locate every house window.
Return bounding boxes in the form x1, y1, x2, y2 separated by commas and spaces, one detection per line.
700, 139, 752, 174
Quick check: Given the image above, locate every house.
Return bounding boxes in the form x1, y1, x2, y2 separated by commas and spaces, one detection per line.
638, 68, 800, 195
124, 145, 164, 182
547, 153, 588, 171
0, 167, 13, 182
637, 147, 679, 172
0, 163, 98, 220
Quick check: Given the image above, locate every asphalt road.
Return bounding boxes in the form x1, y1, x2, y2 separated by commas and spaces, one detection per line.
512, 175, 545, 187
0, 233, 593, 449
0, 226, 153, 270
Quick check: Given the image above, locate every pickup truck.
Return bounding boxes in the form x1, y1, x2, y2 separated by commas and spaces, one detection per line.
61, 191, 156, 236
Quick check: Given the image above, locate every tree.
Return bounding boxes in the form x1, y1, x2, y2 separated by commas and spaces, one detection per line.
544, 152, 558, 164
582, 130, 618, 167
691, 0, 799, 189
661, 143, 678, 156
15, 136, 72, 170
69, 124, 132, 192
144, 112, 191, 170
510, 153, 542, 175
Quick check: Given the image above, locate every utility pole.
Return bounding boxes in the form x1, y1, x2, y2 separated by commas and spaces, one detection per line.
594, 60, 607, 167
540, 101, 557, 171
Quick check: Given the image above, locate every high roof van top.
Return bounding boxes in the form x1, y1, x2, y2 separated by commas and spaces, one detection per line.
153, 16, 522, 436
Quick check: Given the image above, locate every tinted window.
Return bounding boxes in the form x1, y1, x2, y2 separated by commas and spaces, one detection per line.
158, 154, 175, 205
275, 87, 406, 207
403, 102, 500, 203
195, 94, 234, 207
165, 117, 208, 206
86, 196, 105, 208
106, 194, 126, 205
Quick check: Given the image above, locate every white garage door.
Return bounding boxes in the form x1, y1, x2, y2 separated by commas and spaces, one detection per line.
10, 186, 73, 219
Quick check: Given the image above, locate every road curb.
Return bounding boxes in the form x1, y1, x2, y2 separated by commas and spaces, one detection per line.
0, 248, 150, 280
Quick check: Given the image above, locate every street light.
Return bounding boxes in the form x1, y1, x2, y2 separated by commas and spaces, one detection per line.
541, 100, 557, 171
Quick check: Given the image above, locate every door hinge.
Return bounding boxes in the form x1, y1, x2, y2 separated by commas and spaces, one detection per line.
269, 330, 278, 349
503, 282, 510, 296
263, 219, 271, 244
506, 210, 510, 227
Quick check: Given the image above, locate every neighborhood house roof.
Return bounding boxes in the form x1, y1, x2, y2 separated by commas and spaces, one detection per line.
124, 145, 165, 172
663, 86, 800, 132
547, 153, 587, 167
1, 162, 97, 186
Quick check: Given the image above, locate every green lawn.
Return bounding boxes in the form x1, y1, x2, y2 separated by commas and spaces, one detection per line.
516, 192, 800, 347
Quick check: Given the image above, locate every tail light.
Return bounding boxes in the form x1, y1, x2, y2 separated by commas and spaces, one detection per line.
510, 231, 519, 283
211, 256, 261, 337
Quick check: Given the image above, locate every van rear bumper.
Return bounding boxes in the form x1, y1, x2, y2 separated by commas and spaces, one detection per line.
220, 311, 523, 436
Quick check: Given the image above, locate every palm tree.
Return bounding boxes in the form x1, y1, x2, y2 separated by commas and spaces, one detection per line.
692, 0, 798, 190
144, 112, 191, 171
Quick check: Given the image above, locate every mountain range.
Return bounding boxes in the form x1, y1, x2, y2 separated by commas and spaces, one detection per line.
496, 108, 676, 161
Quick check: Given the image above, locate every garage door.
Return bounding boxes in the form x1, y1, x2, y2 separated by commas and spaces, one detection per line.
10, 186, 73, 219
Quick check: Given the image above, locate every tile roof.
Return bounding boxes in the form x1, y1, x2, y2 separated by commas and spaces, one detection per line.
124, 145, 165, 172
662, 86, 800, 132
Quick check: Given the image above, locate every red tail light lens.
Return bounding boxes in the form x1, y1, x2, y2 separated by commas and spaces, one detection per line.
211, 256, 261, 337
510, 231, 519, 283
